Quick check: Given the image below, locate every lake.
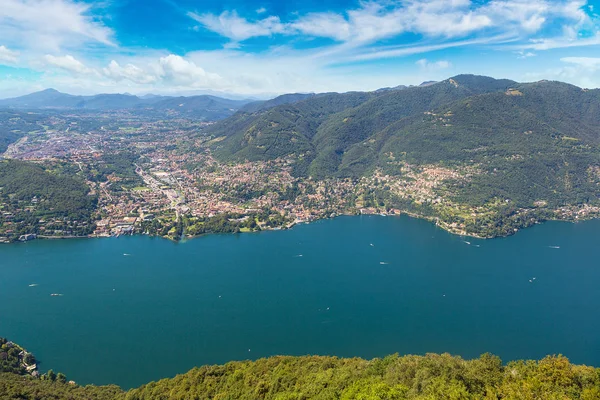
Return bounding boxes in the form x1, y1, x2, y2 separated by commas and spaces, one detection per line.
1, 215, 599, 389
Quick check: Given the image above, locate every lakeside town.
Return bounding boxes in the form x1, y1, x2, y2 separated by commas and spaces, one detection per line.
2, 112, 599, 243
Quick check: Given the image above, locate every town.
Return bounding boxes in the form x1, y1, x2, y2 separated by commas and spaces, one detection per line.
2, 111, 599, 243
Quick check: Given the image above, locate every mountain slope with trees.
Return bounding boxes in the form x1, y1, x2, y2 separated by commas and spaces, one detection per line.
206, 75, 600, 237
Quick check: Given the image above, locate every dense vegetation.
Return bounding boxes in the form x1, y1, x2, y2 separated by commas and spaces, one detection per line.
91, 151, 143, 189
0, 159, 97, 240
0, 338, 35, 375
2, 344, 600, 399
125, 354, 600, 400
207, 75, 518, 177
0, 374, 124, 400
0, 110, 51, 153
240, 93, 317, 113
207, 75, 600, 237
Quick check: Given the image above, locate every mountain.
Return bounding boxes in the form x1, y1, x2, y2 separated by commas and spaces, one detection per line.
0, 90, 253, 120
83, 93, 145, 109
374, 81, 438, 93
208, 75, 518, 176
0, 88, 83, 108
206, 75, 600, 237
239, 92, 317, 113
143, 95, 251, 120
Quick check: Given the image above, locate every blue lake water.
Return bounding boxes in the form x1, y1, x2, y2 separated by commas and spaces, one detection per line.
1, 215, 599, 389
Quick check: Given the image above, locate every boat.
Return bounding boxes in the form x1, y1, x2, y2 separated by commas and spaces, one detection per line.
50, 293, 63, 297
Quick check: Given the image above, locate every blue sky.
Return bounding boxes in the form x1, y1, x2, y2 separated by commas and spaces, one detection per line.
0, 0, 599, 98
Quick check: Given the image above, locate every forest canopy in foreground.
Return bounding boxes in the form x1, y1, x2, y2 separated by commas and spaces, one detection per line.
1, 349, 599, 399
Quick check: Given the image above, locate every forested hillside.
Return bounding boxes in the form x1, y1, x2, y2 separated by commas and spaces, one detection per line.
206, 75, 600, 237
207, 75, 518, 176
0, 111, 49, 153
0, 160, 97, 240
2, 349, 600, 399
240, 93, 317, 113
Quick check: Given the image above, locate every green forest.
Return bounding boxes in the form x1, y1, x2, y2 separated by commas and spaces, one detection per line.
0, 110, 50, 153
0, 159, 97, 240
205, 75, 600, 237
1, 336, 600, 400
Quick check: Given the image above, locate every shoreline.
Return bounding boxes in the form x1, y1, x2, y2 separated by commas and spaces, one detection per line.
2, 211, 593, 245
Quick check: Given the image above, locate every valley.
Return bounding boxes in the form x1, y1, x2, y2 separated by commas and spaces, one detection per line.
2, 75, 600, 243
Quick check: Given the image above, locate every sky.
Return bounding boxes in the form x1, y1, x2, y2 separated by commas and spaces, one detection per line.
0, 0, 599, 98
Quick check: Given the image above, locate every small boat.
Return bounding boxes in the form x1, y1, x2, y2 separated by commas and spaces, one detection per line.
463, 241, 471, 245
549, 246, 560, 249
379, 262, 389, 265
123, 253, 131, 256
28, 284, 38, 287
50, 293, 63, 297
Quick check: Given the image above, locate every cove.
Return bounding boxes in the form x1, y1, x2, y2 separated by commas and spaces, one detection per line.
1, 215, 599, 389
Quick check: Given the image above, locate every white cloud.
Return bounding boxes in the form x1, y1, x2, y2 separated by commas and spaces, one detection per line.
518, 31, 600, 50
157, 55, 228, 88
290, 13, 352, 42
0, 45, 19, 64
188, 10, 286, 42
524, 55, 600, 88
44, 54, 95, 75
343, 34, 516, 62
0, 0, 113, 53
560, 56, 600, 69
2, 0, 599, 96
416, 58, 452, 71
103, 60, 157, 84
191, 0, 593, 47
516, 50, 537, 58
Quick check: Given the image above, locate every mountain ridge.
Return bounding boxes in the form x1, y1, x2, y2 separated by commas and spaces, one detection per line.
203, 74, 600, 237
0, 89, 254, 120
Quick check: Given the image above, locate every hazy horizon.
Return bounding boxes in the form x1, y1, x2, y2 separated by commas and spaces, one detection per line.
0, 0, 599, 98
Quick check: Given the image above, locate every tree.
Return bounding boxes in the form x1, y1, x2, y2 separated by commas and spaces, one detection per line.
46, 369, 56, 381
57, 372, 67, 384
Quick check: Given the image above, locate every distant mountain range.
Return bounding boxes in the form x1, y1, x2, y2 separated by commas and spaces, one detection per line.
0, 81, 437, 120
0, 89, 254, 120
